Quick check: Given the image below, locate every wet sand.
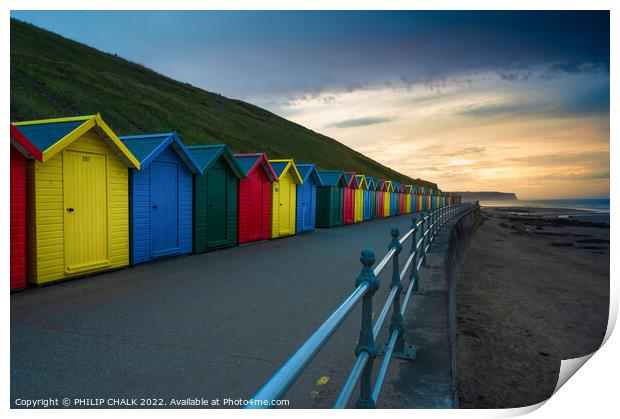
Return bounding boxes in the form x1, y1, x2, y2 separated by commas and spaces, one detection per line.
456, 206, 609, 408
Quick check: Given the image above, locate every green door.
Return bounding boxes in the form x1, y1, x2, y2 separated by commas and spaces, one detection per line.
334, 187, 344, 226
206, 166, 227, 246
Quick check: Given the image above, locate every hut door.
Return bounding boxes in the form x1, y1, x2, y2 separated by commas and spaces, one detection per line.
302, 181, 313, 230
151, 161, 179, 256
248, 171, 263, 240
63, 150, 108, 272
206, 167, 227, 244
277, 175, 291, 235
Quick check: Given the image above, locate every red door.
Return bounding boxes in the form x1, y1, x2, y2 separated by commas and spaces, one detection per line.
10, 146, 26, 290
247, 170, 265, 241
343, 187, 354, 224
377, 191, 384, 218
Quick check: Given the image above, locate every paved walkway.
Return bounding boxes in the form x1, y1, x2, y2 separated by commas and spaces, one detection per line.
11, 214, 420, 408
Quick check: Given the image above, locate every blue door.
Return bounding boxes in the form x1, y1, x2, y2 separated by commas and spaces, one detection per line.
391, 193, 397, 216
301, 181, 314, 231
151, 161, 179, 257
363, 191, 370, 220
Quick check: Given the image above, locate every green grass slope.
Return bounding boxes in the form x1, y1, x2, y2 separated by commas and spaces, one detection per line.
10, 19, 436, 188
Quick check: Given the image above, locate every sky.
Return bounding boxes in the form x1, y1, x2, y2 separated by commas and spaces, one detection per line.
11, 10, 610, 199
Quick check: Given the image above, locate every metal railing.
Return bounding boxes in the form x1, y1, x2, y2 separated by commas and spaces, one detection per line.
246, 203, 471, 409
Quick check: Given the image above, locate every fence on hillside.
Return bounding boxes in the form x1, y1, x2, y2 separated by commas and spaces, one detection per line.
246, 203, 474, 409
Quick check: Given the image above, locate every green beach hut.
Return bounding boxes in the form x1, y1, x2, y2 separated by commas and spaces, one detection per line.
187, 145, 244, 253
316, 170, 347, 228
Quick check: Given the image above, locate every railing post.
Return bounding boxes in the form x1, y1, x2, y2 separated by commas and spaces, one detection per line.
385, 228, 415, 360
355, 248, 380, 409
410, 216, 420, 293
421, 211, 428, 264
439, 207, 443, 228
428, 210, 435, 251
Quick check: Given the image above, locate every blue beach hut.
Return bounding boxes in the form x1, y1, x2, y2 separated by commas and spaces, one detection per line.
120, 132, 201, 265
390, 182, 399, 216
295, 164, 323, 233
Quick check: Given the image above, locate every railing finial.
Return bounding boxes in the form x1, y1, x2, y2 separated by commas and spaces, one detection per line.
358, 248, 376, 274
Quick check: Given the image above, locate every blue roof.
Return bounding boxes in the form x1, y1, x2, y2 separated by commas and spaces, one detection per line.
296, 164, 323, 186
366, 176, 375, 190
119, 132, 200, 173
186, 144, 244, 178
13, 120, 84, 153
270, 161, 289, 178
317, 170, 346, 187
234, 154, 261, 176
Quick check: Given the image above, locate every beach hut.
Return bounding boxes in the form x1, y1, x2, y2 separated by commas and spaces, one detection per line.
234, 153, 277, 244
120, 133, 200, 264
404, 185, 412, 214
188, 145, 244, 253
10, 124, 41, 290
390, 182, 399, 216
412, 185, 420, 212
316, 170, 346, 228
343, 172, 359, 225
13, 115, 140, 286
354, 174, 368, 223
270, 159, 303, 238
426, 187, 433, 210
376, 180, 385, 218
383, 180, 393, 217
366, 177, 376, 219
296, 164, 323, 233
398, 183, 405, 214
419, 186, 425, 210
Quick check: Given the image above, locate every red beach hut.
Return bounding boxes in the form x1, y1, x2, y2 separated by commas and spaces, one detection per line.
376, 180, 385, 218
10, 124, 41, 291
234, 153, 278, 244
342, 172, 359, 225
399, 184, 405, 214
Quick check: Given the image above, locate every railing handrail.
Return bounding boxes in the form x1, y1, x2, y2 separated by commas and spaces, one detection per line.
246, 202, 471, 409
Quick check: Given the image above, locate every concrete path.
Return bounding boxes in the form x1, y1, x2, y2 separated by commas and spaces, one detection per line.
380, 218, 460, 408
11, 214, 419, 408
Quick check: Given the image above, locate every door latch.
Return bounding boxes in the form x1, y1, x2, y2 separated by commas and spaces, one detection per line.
66, 208, 74, 212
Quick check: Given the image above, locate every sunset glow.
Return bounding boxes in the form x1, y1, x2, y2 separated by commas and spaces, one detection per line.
11, 10, 610, 199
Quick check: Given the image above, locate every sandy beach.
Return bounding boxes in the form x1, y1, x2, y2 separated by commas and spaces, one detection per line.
455, 206, 609, 408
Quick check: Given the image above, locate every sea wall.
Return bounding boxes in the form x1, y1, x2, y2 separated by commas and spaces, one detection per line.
445, 204, 482, 407
381, 203, 481, 408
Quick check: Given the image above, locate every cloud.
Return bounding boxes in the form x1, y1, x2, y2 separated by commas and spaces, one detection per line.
328, 116, 396, 128
11, 10, 609, 98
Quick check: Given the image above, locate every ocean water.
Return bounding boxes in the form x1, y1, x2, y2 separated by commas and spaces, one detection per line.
476, 198, 610, 213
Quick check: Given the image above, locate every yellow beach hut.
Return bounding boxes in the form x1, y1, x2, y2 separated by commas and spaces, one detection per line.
354, 174, 367, 223
13, 114, 140, 286
404, 185, 412, 214
270, 159, 303, 238
383, 180, 393, 217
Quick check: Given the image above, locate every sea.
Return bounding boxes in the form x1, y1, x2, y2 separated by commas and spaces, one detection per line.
476, 198, 610, 213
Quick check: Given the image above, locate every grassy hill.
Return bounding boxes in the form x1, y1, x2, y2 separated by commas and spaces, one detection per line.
10, 18, 436, 188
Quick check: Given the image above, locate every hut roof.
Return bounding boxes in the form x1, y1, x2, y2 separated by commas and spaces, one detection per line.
12, 114, 140, 168
120, 132, 200, 172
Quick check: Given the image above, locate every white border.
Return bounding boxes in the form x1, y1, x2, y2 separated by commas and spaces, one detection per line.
3, 2, 616, 419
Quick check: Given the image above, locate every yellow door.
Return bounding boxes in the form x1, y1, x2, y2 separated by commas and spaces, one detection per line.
354, 189, 363, 222
288, 178, 297, 234
63, 150, 108, 273
383, 192, 390, 217
278, 174, 292, 236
